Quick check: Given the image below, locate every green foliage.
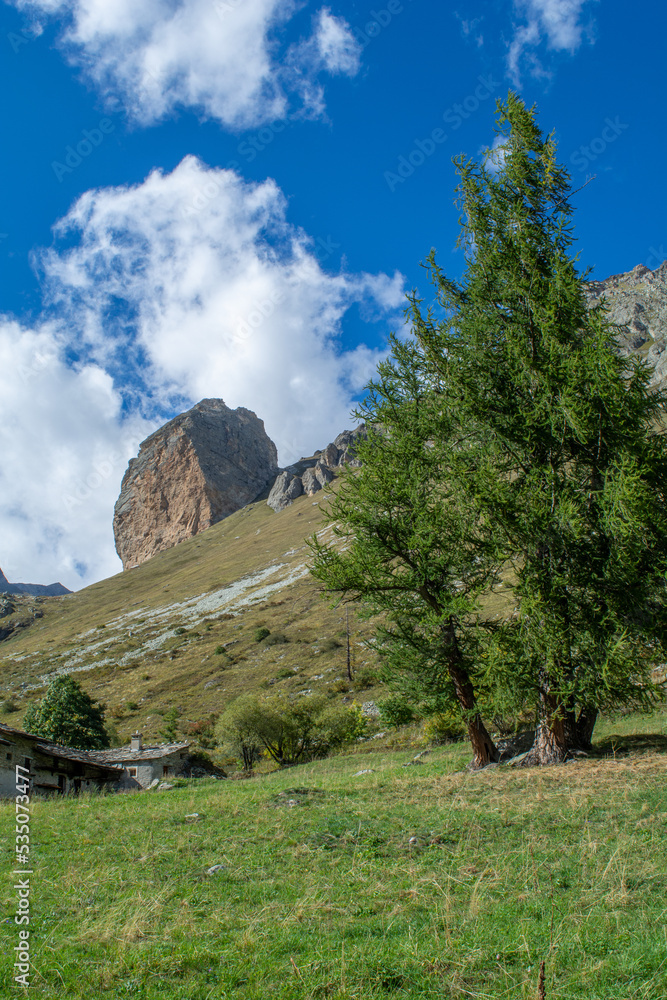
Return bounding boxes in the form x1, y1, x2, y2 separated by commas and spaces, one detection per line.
378, 695, 417, 728
215, 694, 365, 768
1, 698, 18, 714
125, 701, 139, 712
253, 627, 271, 643
262, 631, 287, 646
159, 707, 181, 742
415, 92, 667, 755
311, 92, 667, 763
423, 711, 466, 745
22, 676, 109, 749
174, 626, 187, 635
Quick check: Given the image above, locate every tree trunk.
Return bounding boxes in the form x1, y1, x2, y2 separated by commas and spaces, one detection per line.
575, 705, 598, 749
521, 683, 571, 766
465, 712, 500, 768
443, 618, 499, 767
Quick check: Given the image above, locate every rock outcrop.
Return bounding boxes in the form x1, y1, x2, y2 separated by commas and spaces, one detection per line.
585, 261, 667, 387
0, 567, 70, 597
267, 425, 365, 512
114, 399, 278, 569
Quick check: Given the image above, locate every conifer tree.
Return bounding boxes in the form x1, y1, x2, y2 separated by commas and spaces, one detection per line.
309, 335, 505, 767
414, 93, 667, 762
312, 93, 667, 765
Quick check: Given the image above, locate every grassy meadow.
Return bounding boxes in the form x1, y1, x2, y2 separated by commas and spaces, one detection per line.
2, 708, 667, 999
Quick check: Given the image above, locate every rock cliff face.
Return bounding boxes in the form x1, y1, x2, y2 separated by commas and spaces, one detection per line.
585, 261, 667, 387
0, 567, 70, 597
114, 399, 278, 569
267, 426, 366, 512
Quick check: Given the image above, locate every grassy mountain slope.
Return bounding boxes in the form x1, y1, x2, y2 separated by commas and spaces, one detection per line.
1, 715, 666, 998
0, 487, 394, 742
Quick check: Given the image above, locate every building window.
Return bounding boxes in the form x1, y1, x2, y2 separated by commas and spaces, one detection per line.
6, 753, 11, 760
163, 766, 171, 777
128, 767, 137, 777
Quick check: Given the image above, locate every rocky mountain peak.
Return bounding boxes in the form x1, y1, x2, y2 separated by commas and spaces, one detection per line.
585, 260, 667, 385
113, 398, 278, 569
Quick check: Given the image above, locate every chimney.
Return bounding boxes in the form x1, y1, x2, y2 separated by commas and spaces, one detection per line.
130, 733, 143, 752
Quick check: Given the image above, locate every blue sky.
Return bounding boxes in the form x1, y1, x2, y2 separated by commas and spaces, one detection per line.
1, 0, 665, 590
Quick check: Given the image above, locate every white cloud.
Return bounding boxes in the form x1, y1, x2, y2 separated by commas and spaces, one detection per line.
3, 157, 403, 589
480, 134, 510, 175
315, 7, 361, 76
508, 0, 596, 84
0, 318, 154, 591
10, 0, 361, 127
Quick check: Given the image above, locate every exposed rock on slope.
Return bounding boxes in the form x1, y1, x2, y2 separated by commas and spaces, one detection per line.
114, 399, 278, 569
267, 426, 365, 512
586, 261, 667, 387
0, 567, 70, 597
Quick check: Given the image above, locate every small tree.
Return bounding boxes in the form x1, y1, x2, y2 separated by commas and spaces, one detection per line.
22, 676, 110, 749
215, 695, 364, 769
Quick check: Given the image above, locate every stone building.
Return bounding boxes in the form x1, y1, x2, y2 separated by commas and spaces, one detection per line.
86, 733, 191, 788
0, 723, 124, 797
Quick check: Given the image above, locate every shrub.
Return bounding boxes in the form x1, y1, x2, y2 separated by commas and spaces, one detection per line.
423, 711, 465, 745
319, 638, 342, 653
214, 645, 227, 655
254, 627, 271, 643
378, 695, 416, 728
125, 701, 139, 712
352, 666, 377, 691
174, 626, 187, 635
1, 698, 18, 714
160, 707, 181, 742
215, 694, 364, 769
275, 667, 294, 680
262, 632, 287, 646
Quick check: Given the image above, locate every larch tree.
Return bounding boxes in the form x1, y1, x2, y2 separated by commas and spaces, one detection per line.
311, 92, 667, 766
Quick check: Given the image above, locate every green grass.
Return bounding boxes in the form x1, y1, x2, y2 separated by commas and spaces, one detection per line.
2, 713, 667, 999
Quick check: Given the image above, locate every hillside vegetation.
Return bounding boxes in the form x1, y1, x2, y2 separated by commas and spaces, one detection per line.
0, 487, 399, 743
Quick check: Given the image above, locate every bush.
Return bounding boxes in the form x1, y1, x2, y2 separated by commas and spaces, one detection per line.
378, 695, 416, 728
275, 667, 294, 680
352, 666, 377, 691
319, 638, 342, 653
215, 694, 365, 769
254, 627, 271, 643
174, 626, 187, 635
186, 714, 219, 749
263, 632, 288, 646
125, 701, 139, 712
160, 707, 181, 742
214, 645, 227, 655
1, 698, 18, 714
423, 711, 465, 745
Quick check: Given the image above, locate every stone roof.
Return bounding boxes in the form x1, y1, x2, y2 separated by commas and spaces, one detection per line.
0, 723, 124, 774
86, 741, 190, 763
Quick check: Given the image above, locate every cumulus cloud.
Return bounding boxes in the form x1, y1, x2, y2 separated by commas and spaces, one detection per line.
0, 318, 154, 590
507, 0, 596, 84
10, 0, 361, 127
3, 158, 404, 589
